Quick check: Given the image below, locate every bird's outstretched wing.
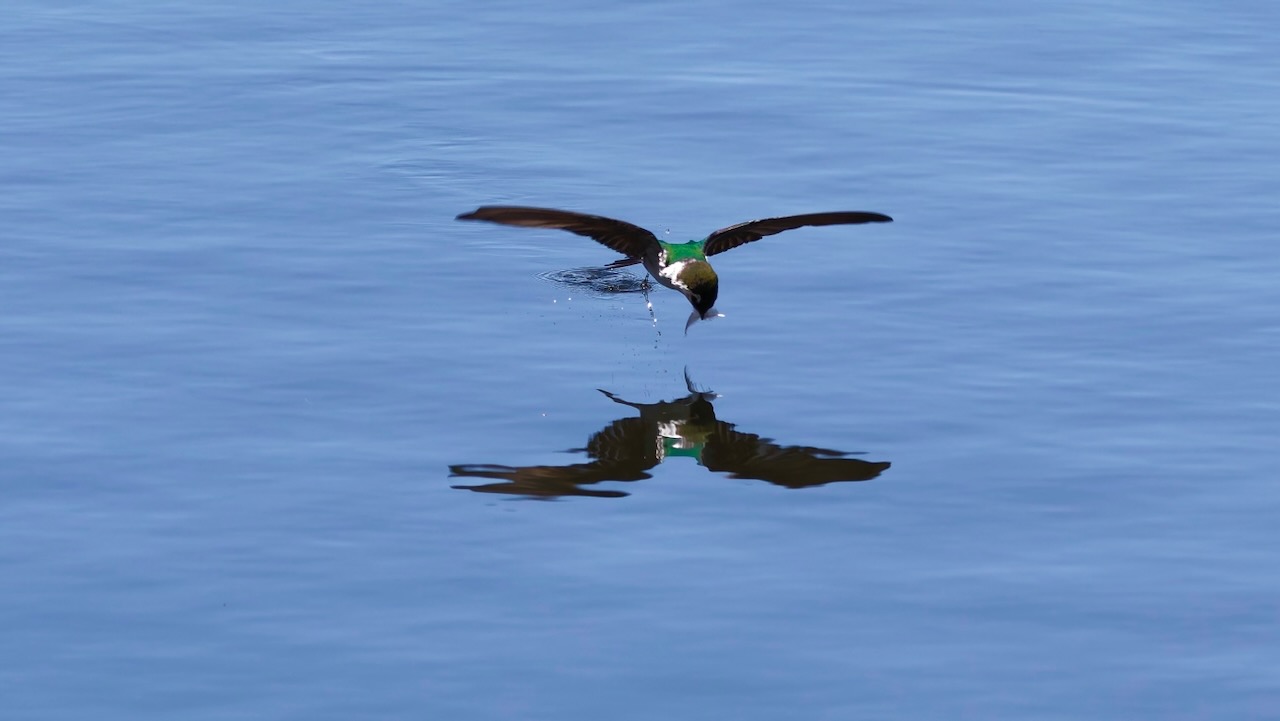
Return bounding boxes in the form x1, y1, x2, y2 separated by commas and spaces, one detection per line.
457, 206, 659, 259
702, 211, 893, 256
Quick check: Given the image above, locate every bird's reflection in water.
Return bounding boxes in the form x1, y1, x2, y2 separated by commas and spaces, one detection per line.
450, 372, 890, 499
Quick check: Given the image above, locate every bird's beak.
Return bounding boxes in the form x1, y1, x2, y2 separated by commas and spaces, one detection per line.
684, 308, 724, 334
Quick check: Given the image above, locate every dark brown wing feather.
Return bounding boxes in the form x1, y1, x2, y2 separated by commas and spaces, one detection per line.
603, 257, 643, 269
456, 206, 658, 259
702, 211, 893, 256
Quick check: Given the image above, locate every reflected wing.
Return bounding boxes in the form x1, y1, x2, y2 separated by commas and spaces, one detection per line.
702, 211, 893, 256
457, 206, 659, 259
700, 424, 890, 489
449, 463, 642, 498
448, 417, 661, 499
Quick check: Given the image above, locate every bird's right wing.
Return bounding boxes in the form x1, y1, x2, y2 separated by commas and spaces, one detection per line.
703, 211, 892, 256
457, 206, 658, 259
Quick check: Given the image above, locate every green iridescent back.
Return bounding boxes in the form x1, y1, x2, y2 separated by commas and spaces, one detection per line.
660, 240, 708, 263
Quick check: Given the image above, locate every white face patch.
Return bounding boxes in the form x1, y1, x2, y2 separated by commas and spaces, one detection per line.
659, 259, 691, 291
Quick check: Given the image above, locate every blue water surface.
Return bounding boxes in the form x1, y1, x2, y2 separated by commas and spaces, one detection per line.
2, 1, 1278, 718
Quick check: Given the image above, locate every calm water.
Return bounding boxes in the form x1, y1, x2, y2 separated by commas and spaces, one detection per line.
3, 1, 1278, 718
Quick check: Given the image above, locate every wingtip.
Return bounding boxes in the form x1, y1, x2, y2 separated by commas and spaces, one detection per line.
455, 209, 479, 221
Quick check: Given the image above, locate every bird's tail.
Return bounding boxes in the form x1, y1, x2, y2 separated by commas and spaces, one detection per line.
604, 257, 643, 269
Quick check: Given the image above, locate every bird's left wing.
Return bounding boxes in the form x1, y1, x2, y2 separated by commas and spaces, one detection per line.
457, 206, 658, 259
702, 211, 892, 256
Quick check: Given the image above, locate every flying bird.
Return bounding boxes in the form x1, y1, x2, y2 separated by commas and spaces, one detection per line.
456, 205, 893, 331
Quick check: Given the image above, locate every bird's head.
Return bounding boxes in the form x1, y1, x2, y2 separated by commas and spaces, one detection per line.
678, 262, 721, 334
679, 262, 719, 319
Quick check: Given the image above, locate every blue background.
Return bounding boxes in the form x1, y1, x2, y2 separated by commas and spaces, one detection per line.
3, 1, 1278, 718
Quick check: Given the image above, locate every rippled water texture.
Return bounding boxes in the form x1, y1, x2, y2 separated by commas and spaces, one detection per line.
3, 1, 1278, 719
